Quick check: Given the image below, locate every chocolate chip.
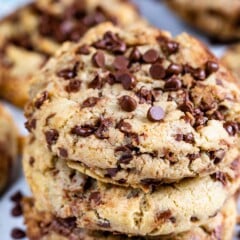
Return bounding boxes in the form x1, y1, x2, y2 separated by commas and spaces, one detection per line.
150, 63, 166, 79
190, 216, 199, 222
105, 168, 119, 178
65, 79, 81, 92
45, 129, 59, 145
119, 96, 137, 112
127, 189, 140, 199
71, 125, 95, 137
118, 153, 133, 165
129, 47, 142, 62
35, 91, 49, 109
81, 97, 99, 108
113, 56, 129, 70
29, 157, 35, 167
223, 121, 239, 136
10, 191, 23, 203
183, 133, 195, 144
93, 31, 126, 53
209, 149, 225, 164
11, 228, 26, 239
136, 87, 154, 104
25, 118, 37, 132
57, 67, 77, 80
164, 76, 182, 91
147, 106, 165, 122
206, 60, 219, 74
92, 51, 105, 68
167, 63, 183, 75
76, 44, 90, 55
179, 101, 194, 113
97, 219, 111, 228
11, 203, 22, 217
211, 172, 227, 186
175, 134, 183, 141
187, 153, 200, 161
88, 75, 104, 89
192, 68, 206, 81
142, 49, 159, 63
95, 118, 112, 139
117, 120, 132, 133
155, 210, 172, 222
89, 191, 101, 205
118, 72, 136, 90
59, 148, 68, 158
158, 36, 179, 55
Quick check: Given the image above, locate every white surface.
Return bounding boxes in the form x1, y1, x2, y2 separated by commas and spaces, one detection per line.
0, 0, 236, 239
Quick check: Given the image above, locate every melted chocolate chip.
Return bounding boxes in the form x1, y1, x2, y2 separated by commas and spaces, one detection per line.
92, 51, 105, 68
206, 60, 219, 74
190, 216, 199, 222
136, 87, 154, 104
150, 63, 166, 79
117, 120, 132, 133
223, 121, 239, 136
59, 148, 68, 158
113, 56, 129, 70
155, 210, 173, 222
89, 191, 101, 205
105, 168, 119, 178
119, 96, 137, 112
183, 133, 195, 144
164, 76, 182, 91
65, 79, 81, 92
57, 67, 77, 80
29, 157, 35, 167
192, 68, 206, 81
95, 118, 112, 139
187, 153, 200, 161
97, 219, 111, 228
11, 228, 26, 239
142, 49, 159, 63
25, 118, 37, 132
147, 106, 165, 122
129, 47, 142, 62
71, 125, 95, 137
118, 72, 136, 90
35, 91, 49, 109
209, 149, 225, 165
81, 97, 99, 108
45, 129, 59, 145
211, 172, 227, 186
88, 75, 105, 89
118, 152, 133, 165
76, 44, 90, 55
10, 191, 23, 203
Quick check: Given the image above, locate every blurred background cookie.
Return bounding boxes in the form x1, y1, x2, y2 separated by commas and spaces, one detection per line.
165, 0, 240, 42
0, 0, 142, 108
0, 104, 18, 193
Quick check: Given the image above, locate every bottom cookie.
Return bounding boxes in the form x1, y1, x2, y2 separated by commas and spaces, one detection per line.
23, 197, 236, 240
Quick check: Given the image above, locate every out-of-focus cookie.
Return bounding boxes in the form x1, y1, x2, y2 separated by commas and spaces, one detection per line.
165, 0, 240, 42
0, 0, 141, 108
23, 136, 240, 237
22, 196, 237, 240
25, 23, 240, 190
221, 44, 240, 85
0, 104, 18, 193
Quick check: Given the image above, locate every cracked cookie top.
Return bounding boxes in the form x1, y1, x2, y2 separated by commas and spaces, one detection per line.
25, 23, 240, 190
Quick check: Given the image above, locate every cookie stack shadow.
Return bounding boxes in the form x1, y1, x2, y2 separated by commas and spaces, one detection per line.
22, 18, 240, 240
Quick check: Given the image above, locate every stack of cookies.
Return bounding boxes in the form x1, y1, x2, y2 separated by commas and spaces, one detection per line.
22, 20, 240, 239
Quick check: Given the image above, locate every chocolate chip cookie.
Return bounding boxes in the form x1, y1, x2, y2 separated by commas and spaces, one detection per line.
22, 197, 237, 240
221, 44, 240, 85
0, 104, 18, 193
165, 0, 240, 42
23, 136, 240, 236
0, 0, 141, 108
25, 23, 240, 190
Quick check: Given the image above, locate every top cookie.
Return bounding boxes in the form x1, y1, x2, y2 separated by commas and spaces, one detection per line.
25, 23, 240, 190
0, 0, 141, 107
165, 0, 240, 42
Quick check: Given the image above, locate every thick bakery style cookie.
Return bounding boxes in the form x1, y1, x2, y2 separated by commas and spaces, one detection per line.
0, 104, 18, 193
0, 0, 141, 108
165, 0, 240, 42
23, 136, 240, 236
25, 23, 240, 190
221, 44, 240, 84
22, 197, 237, 240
